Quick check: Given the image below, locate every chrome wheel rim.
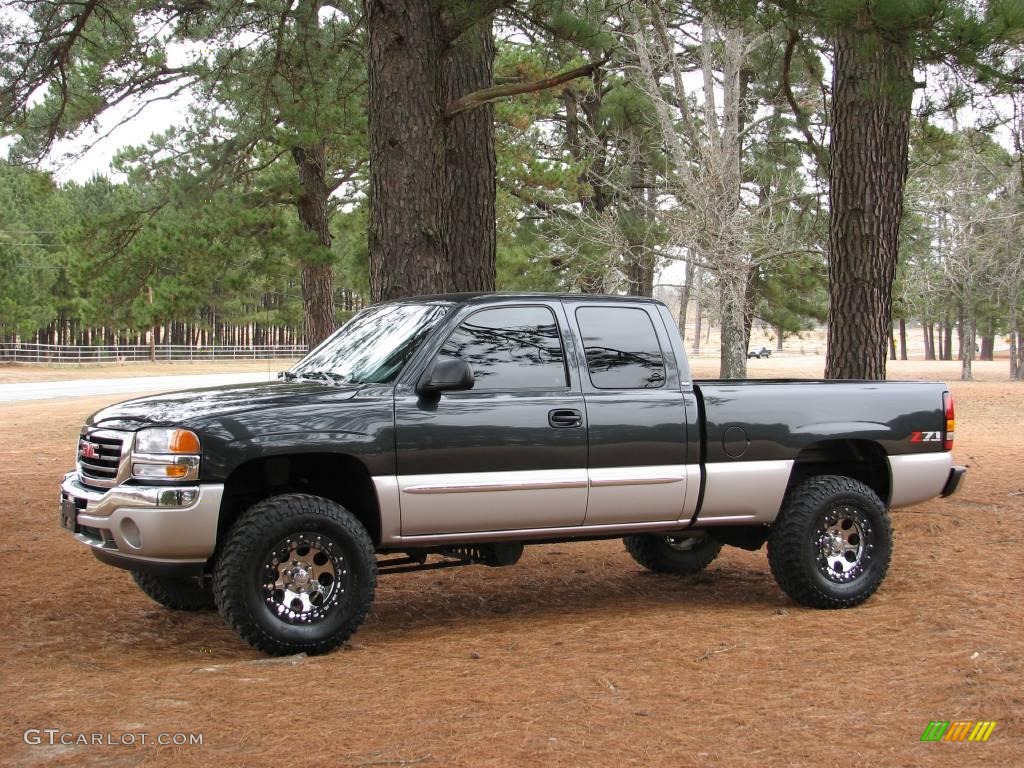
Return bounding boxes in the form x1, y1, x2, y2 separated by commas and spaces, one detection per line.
261, 533, 347, 625
664, 536, 700, 552
815, 506, 872, 583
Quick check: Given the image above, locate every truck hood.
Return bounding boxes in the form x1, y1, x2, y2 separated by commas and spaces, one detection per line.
86, 380, 361, 430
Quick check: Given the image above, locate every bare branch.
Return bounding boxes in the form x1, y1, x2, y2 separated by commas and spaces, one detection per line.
781, 29, 826, 167
446, 58, 609, 117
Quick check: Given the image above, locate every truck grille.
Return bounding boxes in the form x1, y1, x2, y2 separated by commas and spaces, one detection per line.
78, 430, 128, 488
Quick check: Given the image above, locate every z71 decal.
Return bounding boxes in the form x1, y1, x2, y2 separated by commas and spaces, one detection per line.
911, 431, 942, 443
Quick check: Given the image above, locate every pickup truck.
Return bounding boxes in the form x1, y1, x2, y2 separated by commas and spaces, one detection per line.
748, 345, 772, 359
60, 293, 965, 655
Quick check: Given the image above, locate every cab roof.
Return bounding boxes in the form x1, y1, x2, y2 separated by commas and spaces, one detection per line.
384, 292, 666, 306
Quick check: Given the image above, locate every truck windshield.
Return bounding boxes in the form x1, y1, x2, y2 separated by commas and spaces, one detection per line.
289, 302, 452, 384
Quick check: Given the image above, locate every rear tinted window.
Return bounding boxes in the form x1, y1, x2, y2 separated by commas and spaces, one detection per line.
438, 306, 568, 390
576, 307, 666, 389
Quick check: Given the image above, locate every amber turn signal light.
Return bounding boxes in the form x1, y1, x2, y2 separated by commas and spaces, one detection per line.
169, 430, 201, 454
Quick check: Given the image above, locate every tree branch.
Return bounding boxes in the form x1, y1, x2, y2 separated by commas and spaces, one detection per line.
441, 1, 513, 42
781, 29, 826, 167
446, 57, 609, 118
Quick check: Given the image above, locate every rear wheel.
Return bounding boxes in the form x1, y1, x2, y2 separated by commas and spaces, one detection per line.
768, 475, 892, 608
131, 571, 215, 611
213, 493, 377, 656
624, 533, 723, 576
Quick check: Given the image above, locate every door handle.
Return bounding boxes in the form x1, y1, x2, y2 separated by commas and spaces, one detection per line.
548, 408, 583, 428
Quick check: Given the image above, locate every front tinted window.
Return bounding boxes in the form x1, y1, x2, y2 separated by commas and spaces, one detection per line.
438, 306, 567, 390
291, 302, 451, 384
576, 307, 666, 389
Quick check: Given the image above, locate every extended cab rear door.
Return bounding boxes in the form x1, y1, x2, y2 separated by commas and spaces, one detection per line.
563, 299, 698, 525
393, 300, 589, 535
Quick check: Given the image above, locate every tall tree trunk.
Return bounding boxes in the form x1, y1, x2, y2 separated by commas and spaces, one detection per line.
624, 150, 655, 297
367, 0, 449, 301
942, 321, 953, 361
147, 286, 155, 362
719, 258, 750, 379
1011, 325, 1019, 382
889, 325, 896, 360
693, 296, 702, 355
443, 17, 496, 292
713, 21, 747, 380
825, 18, 913, 380
980, 333, 994, 362
961, 316, 974, 381
567, 69, 612, 294
742, 269, 757, 353
899, 317, 907, 360
678, 259, 696, 341
293, 142, 336, 347
1010, 304, 1019, 378
956, 303, 965, 360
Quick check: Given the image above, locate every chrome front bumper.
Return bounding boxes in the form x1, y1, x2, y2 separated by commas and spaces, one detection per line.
60, 472, 224, 573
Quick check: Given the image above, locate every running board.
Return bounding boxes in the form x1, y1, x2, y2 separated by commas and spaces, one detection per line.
376, 553, 475, 576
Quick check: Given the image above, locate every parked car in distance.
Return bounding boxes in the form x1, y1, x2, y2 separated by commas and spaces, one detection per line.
748, 346, 772, 359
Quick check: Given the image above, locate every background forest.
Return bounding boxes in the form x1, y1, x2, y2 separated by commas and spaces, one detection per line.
1, 0, 1023, 380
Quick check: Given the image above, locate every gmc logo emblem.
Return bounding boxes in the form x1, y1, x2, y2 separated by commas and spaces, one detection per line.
80, 441, 100, 460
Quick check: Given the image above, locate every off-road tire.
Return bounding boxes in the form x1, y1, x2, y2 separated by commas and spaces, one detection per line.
768, 475, 892, 609
131, 571, 216, 611
213, 493, 377, 656
624, 534, 723, 576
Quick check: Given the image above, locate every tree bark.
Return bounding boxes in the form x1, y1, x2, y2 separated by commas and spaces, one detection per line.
443, 17, 496, 292
292, 142, 336, 347
899, 317, 907, 360
825, 18, 913, 380
677, 259, 697, 342
693, 295, 702, 355
979, 310, 993, 361
147, 286, 155, 363
980, 333, 994, 362
956, 303, 965, 360
961, 316, 974, 381
566, 68, 611, 294
1010, 304, 1019, 378
719, 257, 750, 379
711, 21, 747, 380
624, 149, 655, 297
367, 0, 449, 302
1016, 322, 1024, 380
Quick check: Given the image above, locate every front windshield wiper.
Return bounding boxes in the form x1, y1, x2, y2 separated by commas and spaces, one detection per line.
297, 370, 347, 383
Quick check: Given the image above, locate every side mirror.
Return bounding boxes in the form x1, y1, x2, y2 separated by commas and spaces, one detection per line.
417, 358, 475, 396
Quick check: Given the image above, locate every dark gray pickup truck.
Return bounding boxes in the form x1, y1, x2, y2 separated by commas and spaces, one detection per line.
61, 293, 965, 655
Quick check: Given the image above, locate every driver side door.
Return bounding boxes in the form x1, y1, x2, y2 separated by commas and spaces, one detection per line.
394, 302, 589, 536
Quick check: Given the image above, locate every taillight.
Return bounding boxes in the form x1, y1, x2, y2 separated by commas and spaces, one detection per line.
943, 391, 955, 451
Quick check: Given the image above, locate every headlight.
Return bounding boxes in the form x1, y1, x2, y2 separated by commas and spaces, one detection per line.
132, 428, 201, 481
134, 428, 201, 455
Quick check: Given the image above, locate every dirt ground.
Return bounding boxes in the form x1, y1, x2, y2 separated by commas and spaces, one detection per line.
1, 358, 1021, 767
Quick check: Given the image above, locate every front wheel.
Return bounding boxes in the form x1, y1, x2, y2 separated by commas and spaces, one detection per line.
767, 475, 892, 609
213, 494, 377, 656
131, 571, 216, 611
624, 533, 723, 576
